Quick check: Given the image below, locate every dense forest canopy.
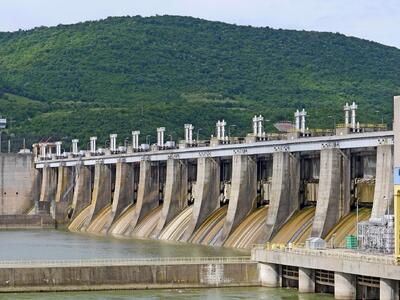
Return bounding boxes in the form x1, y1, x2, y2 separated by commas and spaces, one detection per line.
0, 15, 399, 147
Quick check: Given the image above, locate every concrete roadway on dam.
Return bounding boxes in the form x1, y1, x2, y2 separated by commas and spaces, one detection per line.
35, 130, 393, 168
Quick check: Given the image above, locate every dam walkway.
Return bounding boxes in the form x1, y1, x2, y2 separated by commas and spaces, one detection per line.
0, 256, 258, 292
0, 256, 251, 268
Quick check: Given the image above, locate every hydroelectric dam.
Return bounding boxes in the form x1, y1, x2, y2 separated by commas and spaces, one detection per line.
1, 97, 400, 299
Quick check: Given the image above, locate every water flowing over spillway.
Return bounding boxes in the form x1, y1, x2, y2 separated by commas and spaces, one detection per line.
271, 207, 315, 244
224, 206, 269, 249
68, 205, 92, 232
109, 204, 137, 236
130, 206, 162, 238
86, 204, 112, 234
158, 206, 193, 241
325, 207, 371, 247
189, 206, 227, 245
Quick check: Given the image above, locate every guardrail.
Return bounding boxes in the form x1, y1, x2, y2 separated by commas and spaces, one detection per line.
252, 244, 397, 265
0, 256, 253, 268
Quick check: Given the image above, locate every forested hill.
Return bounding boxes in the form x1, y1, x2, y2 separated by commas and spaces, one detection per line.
0, 15, 399, 146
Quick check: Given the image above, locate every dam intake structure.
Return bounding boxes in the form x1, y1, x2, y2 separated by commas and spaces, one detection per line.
26, 99, 396, 254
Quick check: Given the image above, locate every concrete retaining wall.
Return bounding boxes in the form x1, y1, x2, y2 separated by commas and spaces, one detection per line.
0, 215, 55, 229
0, 154, 40, 215
0, 263, 258, 292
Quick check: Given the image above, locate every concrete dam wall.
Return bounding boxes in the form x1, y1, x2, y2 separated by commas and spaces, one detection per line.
26, 132, 393, 250
0, 130, 393, 249
0, 154, 40, 215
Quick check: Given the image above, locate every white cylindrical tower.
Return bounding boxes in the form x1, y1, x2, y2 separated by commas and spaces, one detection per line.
90, 136, 97, 153
157, 127, 165, 147
257, 115, 264, 138
216, 121, 221, 139
184, 124, 189, 143
72, 139, 79, 155
110, 134, 117, 152
294, 110, 301, 131
350, 102, 358, 129
300, 109, 307, 134
221, 120, 226, 139
253, 115, 258, 136
343, 103, 350, 126
55, 141, 62, 157
132, 131, 140, 149
188, 124, 193, 144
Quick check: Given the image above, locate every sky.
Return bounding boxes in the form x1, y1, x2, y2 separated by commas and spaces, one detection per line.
1, 0, 399, 48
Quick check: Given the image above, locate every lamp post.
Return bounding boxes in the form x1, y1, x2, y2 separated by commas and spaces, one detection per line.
146, 135, 151, 145
328, 115, 336, 134
124, 137, 129, 148
196, 128, 203, 142
375, 110, 384, 126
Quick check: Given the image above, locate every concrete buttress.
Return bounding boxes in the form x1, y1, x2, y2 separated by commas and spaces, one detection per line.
82, 163, 112, 230
217, 155, 257, 245
104, 162, 135, 233
183, 157, 220, 241
39, 166, 58, 203
371, 144, 393, 218
128, 160, 160, 233
311, 148, 350, 238
53, 166, 74, 223
264, 151, 300, 241
70, 164, 92, 220
154, 159, 188, 236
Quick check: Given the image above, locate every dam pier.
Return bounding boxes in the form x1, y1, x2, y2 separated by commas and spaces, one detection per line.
1, 97, 400, 298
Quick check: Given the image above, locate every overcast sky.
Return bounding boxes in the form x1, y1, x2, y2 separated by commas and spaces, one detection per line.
1, 0, 399, 48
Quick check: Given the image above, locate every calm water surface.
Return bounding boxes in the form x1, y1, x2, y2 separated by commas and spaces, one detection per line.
0, 229, 247, 260
0, 287, 333, 299
0, 230, 333, 299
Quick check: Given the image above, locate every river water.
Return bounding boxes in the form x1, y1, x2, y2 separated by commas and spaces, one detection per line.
0, 230, 333, 299
0, 229, 246, 260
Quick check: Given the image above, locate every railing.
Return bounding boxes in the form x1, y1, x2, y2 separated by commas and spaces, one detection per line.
0, 256, 253, 268
252, 243, 397, 265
